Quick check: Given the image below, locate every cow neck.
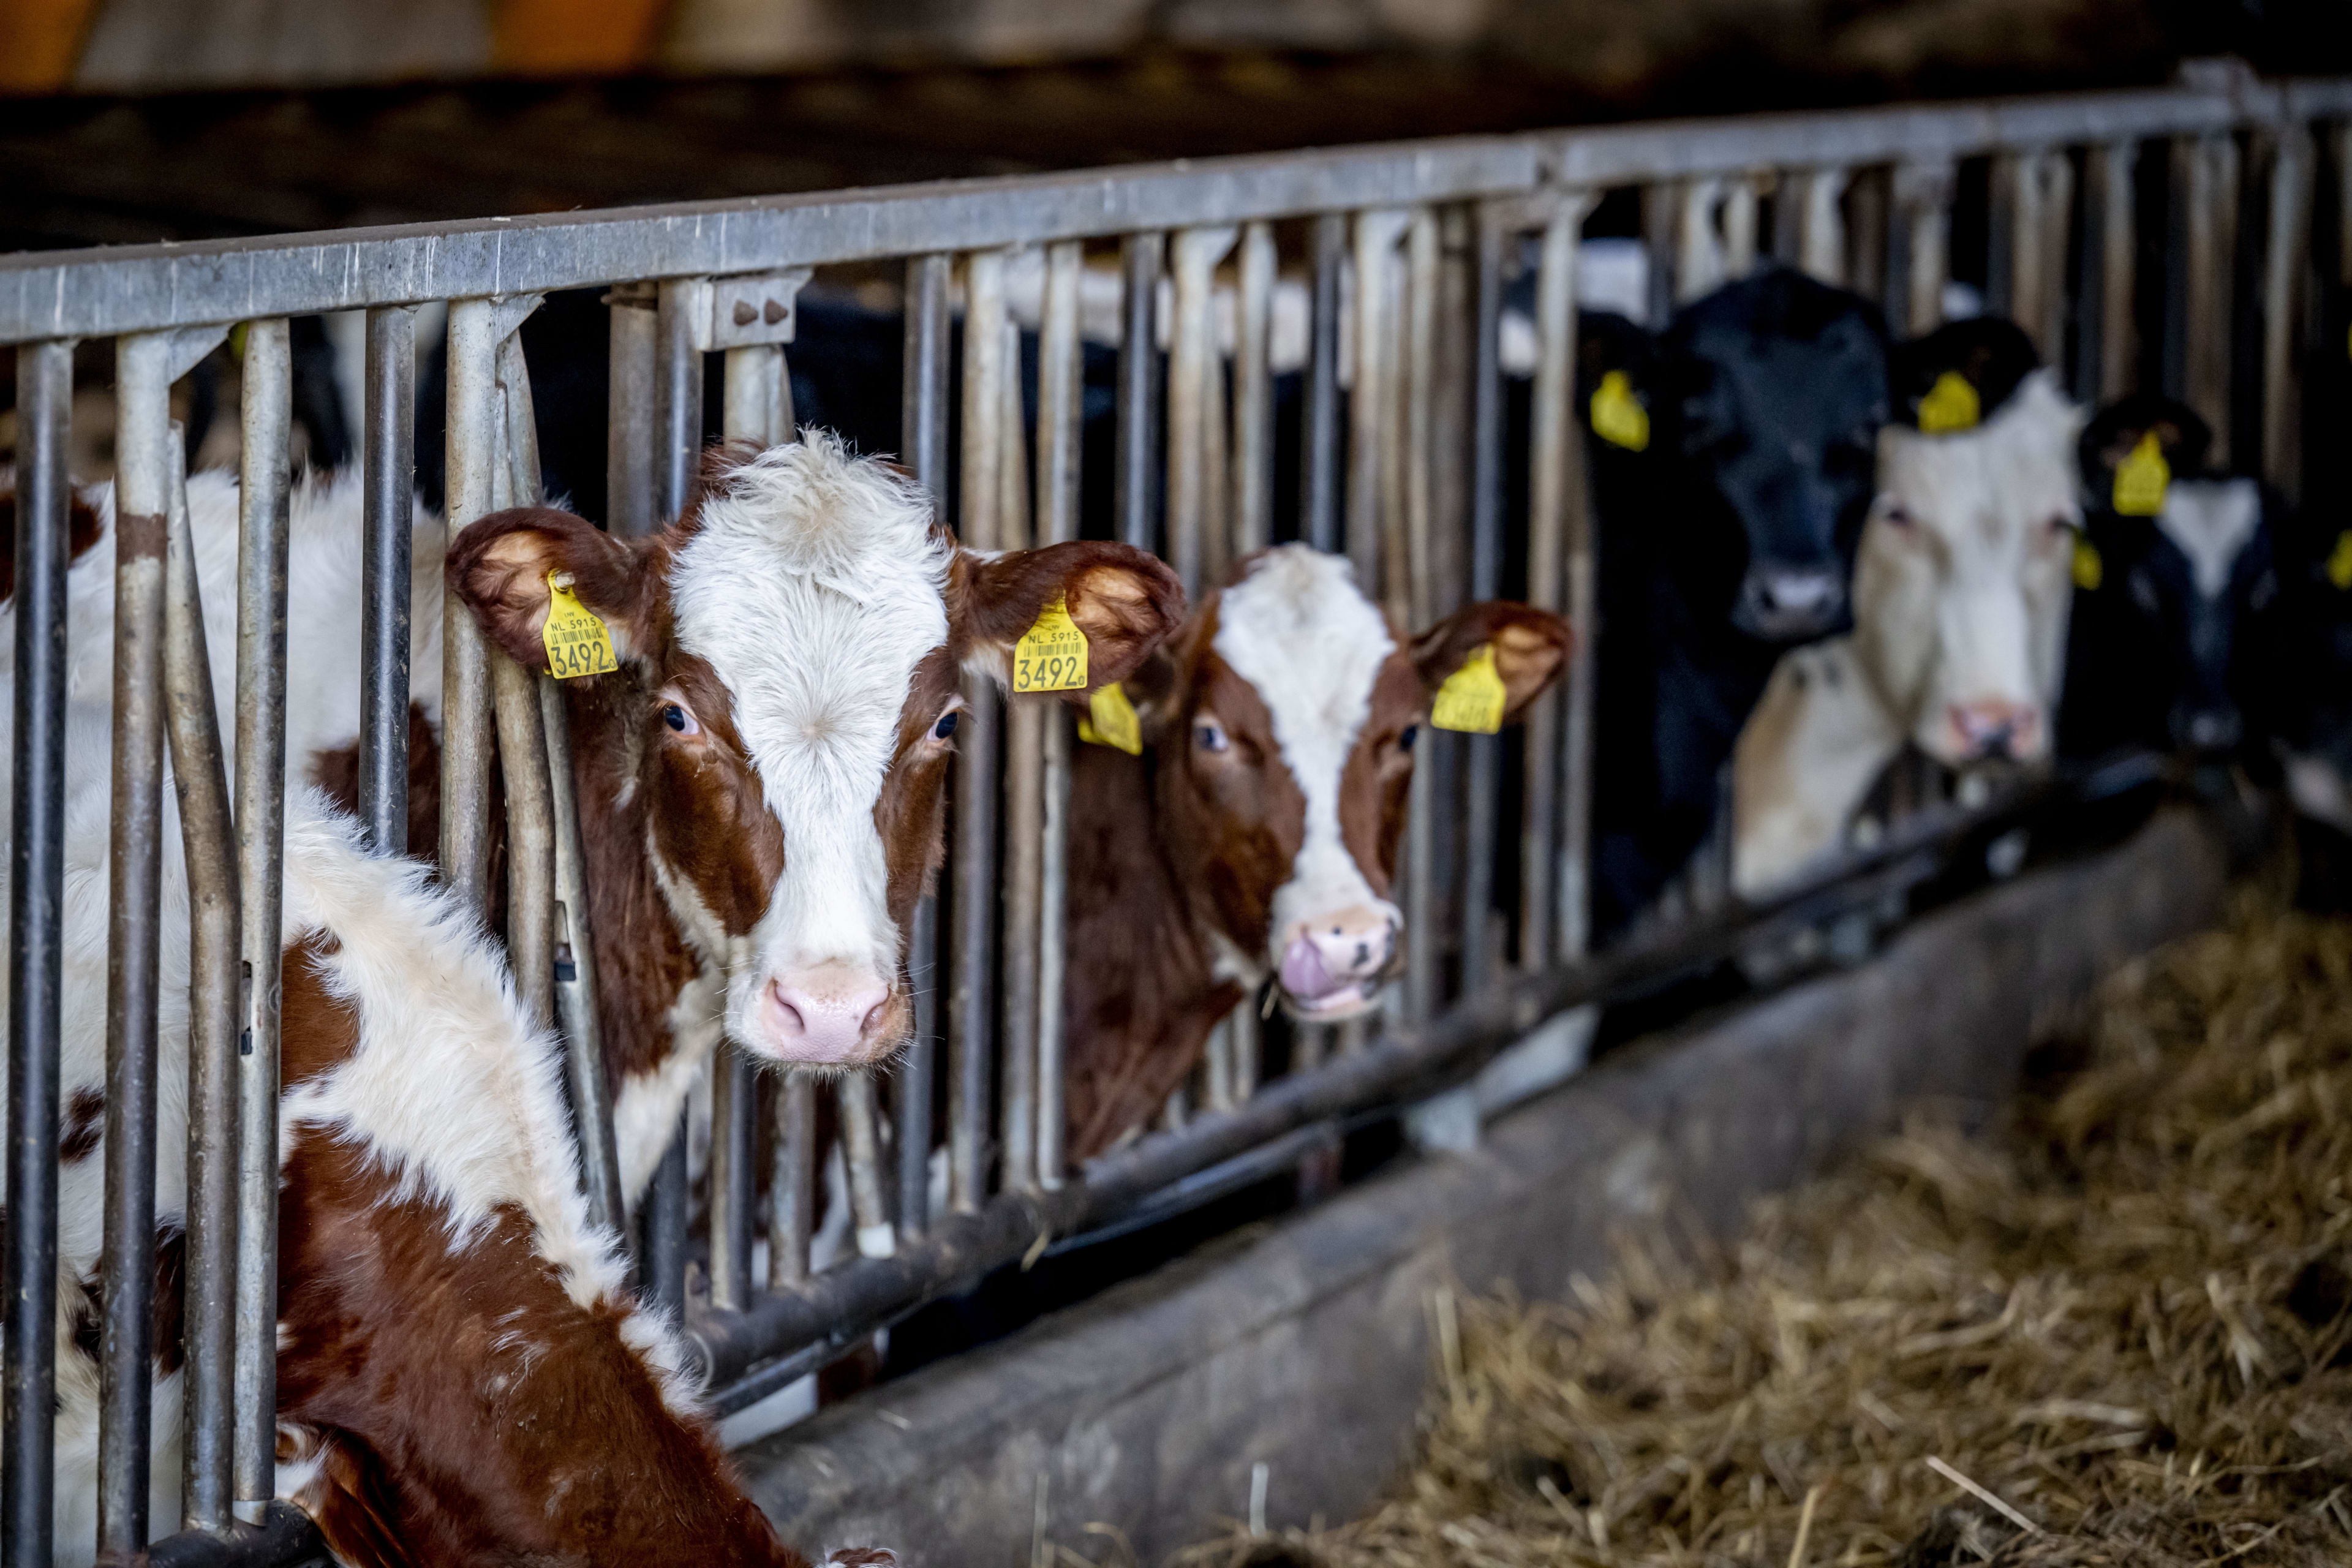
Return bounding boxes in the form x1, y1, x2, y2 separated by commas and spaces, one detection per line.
1061, 739, 1242, 1161
565, 670, 705, 1092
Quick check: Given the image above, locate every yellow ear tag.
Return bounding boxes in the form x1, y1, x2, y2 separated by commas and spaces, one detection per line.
1077, 681, 1144, 755
1430, 644, 1509, 734
541, 571, 617, 680
1012, 594, 1088, 693
2328, 530, 2352, 592
2113, 431, 2169, 516
1917, 371, 1980, 434
2071, 535, 2103, 592
1589, 370, 1649, 452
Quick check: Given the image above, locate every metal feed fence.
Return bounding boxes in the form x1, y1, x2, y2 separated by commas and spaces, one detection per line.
5, 61, 2349, 1564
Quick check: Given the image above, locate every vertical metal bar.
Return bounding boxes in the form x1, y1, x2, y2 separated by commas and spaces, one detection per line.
1034, 240, 1083, 1188
1350, 211, 1408, 594
1000, 312, 1044, 1197
541, 679, 625, 1239
358, 306, 417, 855
1676, 177, 1725, 304
166, 437, 240, 1536
1403, 208, 1442, 1024
439, 300, 500, 913
2261, 124, 2312, 497
2182, 131, 2240, 467
5, 336, 72, 1568
232, 318, 291, 1525
2005, 151, 2042, 356
492, 334, 557, 1042
769, 1075, 816, 1285
1555, 189, 1602, 964
1460, 205, 1507, 994
1894, 159, 1954, 336
654, 278, 709, 522
898, 254, 951, 1238
2037, 153, 2075, 373
950, 250, 1008, 1212
1305, 213, 1347, 553
1722, 177, 1759, 281
99, 333, 174, 1557
1115, 233, 1164, 554
838, 1076, 895, 1258
606, 288, 659, 537
643, 1120, 688, 1315
1234, 221, 1277, 559
1169, 227, 1235, 602
1798, 167, 1850, 286
724, 342, 787, 446
2092, 140, 2139, 401
707, 1044, 754, 1308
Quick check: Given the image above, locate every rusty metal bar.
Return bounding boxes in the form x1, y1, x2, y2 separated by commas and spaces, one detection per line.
165, 434, 240, 1536
358, 305, 416, 855
1115, 233, 1164, 554
2261, 124, 2312, 496
230, 318, 292, 1525
5, 336, 72, 1568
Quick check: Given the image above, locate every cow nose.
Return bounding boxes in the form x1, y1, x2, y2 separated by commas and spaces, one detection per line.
2176, 705, 2242, 753
1738, 567, 1846, 639
1278, 906, 1398, 1019
760, 965, 892, 1065
1946, 700, 2040, 762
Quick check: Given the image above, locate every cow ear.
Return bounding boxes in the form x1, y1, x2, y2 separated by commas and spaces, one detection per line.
445, 506, 652, 675
959, 541, 1187, 696
1411, 601, 1573, 723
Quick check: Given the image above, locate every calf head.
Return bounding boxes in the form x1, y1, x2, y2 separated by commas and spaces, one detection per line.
1653, 267, 1891, 643
1121, 546, 1569, 1021
1856, 323, 2081, 767
451, 434, 1182, 1069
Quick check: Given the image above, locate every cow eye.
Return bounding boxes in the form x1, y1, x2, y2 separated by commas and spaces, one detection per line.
1398, 724, 1419, 753
932, 710, 960, 741
1881, 505, 1914, 529
661, 701, 700, 736
1195, 719, 1231, 755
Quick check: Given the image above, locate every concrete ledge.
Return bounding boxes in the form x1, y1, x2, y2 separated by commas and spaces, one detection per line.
739, 809, 2230, 1565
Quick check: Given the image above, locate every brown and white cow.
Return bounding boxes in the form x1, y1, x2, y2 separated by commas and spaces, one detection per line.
444, 435, 1184, 1199
1732, 355, 2082, 894
1061, 544, 1570, 1160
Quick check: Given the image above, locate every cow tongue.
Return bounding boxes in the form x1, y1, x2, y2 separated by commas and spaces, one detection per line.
1278, 937, 1352, 1008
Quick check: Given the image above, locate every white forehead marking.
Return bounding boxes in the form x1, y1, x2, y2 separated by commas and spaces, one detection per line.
1879, 370, 2081, 570
1212, 545, 1399, 951
2157, 478, 2261, 601
663, 433, 953, 982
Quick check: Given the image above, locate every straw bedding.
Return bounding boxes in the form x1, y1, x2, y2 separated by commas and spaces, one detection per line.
1180, 901, 2352, 1567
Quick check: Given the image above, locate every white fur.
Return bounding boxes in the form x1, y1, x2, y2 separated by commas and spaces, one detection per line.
1210, 545, 1401, 972
2156, 478, 2262, 601
1733, 372, 2083, 895
658, 435, 954, 1057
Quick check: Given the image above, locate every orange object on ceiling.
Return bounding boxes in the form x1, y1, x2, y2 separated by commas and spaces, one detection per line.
0, 0, 105, 92
491, 0, 674, 76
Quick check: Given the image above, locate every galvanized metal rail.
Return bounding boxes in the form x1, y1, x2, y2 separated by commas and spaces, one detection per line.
2, 65, 2345, 1566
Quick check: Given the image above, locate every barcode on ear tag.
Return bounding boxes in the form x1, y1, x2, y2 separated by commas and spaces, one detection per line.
1431, 644, 1507, 734
1078, 682, 1143, 754
2113, 431, 2169, 516
542, 571, 617, 680
1589, 371, 1649, 451
2072, 536, 2103, 592
1012, 595, 1088, 693
1918, 371, 1980, 434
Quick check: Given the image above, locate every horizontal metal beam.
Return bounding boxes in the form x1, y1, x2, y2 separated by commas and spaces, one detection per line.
0, 138, 1535, 343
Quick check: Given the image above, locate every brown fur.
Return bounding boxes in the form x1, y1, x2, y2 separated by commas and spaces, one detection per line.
0, 484, 105, 605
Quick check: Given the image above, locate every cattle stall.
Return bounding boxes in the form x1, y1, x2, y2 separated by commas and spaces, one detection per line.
3, 62, 2349, 1565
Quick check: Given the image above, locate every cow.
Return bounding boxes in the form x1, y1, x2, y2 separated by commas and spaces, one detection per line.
2, 489, 895, 1566
1731, 317, 2082, 896
2058, 394, 2286, 771
1060, 543, 1570, 1160
1580, 267, 1893, 939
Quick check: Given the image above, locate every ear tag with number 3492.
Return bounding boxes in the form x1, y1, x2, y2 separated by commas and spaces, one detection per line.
1013, 595, 1089, 693
1431, 644, 1508, 734
543, 571, 618, 680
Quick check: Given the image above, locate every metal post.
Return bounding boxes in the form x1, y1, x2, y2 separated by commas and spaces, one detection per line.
439, 300, 500, 913
99, 331, 175, 1556
2261, 124, 2312, 497
838, 1076, 895, 1257
1460, 205, 1507, 993
1001, 316, 1044, 1197
491, 336, 557, 1041
655, 277, 709, 522
166, 437, 240, 1536
1403, 208, 1442, 1024
2182, 130, 2242, 467
898, 253, 951, 1238
770, 1075, 817, 1285
606, 287, 659, 536
1115, 233, 1163, 554
1234, 221, 1277, 559
541, 679, 625, 1238
359, 306, 417, 855
2089, 140, 2140, 401
950, 249, 1007, 1212
644, 1121, 688, 1315
1035, 239, 1082, 1189
1305, 212, 1347, 554
1169, 225, 1238, 602
1350, 210, 1409, 595
2008, 149, 2071, 364
723, 342, 789, 447
708, 1044, 754, 1308
1893, 159, 1954, 336
5, 336, 72, 1568
232, 318, 292, 1526
1797, 167, 1850, 286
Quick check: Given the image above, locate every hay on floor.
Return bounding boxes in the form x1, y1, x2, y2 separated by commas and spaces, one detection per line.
1177, 902, 2352, 1567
